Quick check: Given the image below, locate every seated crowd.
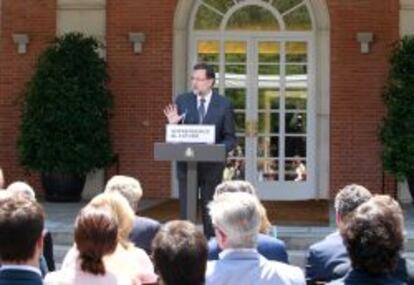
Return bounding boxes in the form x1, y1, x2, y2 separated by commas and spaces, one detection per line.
0, 171, 412, 285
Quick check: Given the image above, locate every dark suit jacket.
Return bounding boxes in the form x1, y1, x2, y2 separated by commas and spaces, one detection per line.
0, 269, 43, 285
175, 91, 236, 177
208, 233, 289, 264
129, 216, 160, 254
333, 258, 414, 285
306, 231, 348, 284
327, 269, 405, 285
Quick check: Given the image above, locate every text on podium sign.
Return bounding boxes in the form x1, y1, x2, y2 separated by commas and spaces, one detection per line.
166, 124, 216, 144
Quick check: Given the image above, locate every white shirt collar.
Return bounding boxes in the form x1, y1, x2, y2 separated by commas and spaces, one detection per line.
0, 264, 42, 276
219, 248, 258, 259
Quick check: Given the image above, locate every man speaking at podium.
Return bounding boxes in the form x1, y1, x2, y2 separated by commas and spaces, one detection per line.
164, 63, 236, 238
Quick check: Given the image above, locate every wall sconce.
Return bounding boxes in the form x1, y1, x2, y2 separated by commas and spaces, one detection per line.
128, 32, 146, 54
12, 34, 30, 54
356, 32, 374, 54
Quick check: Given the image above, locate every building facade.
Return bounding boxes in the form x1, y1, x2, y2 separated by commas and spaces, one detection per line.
1, 0, 413, 200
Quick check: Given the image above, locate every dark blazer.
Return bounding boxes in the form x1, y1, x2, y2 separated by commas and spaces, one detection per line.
208, 233, 289, 264
129, 216, 160, 254
327, 269, 405, 285
333, 258, 414, 285
306, 231, 348, 284
175, 91, 236, 156
0, 269, 43, 285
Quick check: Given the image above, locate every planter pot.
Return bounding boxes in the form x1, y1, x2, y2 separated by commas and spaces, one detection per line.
42, 173, 86, 202
408, 176, 414, 203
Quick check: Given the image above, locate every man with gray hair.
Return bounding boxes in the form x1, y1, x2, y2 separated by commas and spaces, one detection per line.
306, 184, 372, 284
206, 192, 305, 285
104, 175, 160, 253
7, 181, 36, 200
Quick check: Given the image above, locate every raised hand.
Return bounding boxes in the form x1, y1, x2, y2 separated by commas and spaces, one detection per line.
163, 104, 183, 124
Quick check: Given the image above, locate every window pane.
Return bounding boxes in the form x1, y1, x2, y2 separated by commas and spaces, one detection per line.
259, 65, 280, 76
203, 0, 234, 14
286, 88, 307, 110
235, 112, 245, 132
286, 42, 307, 63
226, 5, 279, 31
225, 88, 245, 109
272, 0, 304, 14
257, 159, 279, 181
259, 112, 279, 134
286, 65, 307, 76
259, 88, 279, 110
285, 159, 307, 181
284, 5, 312, 31
258, 42, 280, 63
285, 113, 306, 134
225, 65, 246, 88
194, 4, 222, 30
197, 41, 220, 63
285, 136, 306, 157
225, 41, 247, 63
258, 136, 279, 158
225, 64, 246, 75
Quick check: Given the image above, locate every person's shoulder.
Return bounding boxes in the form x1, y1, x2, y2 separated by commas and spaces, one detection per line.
176, 92, 193, 101
309, 231, 342, 253
263, 259, 305, 283
134, 216, 160, 229
258, 233, 286, 247
206, 259, 219, 276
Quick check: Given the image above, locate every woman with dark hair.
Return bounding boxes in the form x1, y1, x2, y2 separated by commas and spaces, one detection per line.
328, 195, 405, 285
44, 205, 131, 285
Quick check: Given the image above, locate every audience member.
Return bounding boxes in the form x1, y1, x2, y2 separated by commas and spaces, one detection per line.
0, 193, 45, 285
328, 195, 406, 285
105, 175, 160, 254
208, 180, 288, 263
152, 220, 208, 285
206, 192, 305, 285
62, 192, 157, 284
45, 205, 130, 285
306, 184, 372, 284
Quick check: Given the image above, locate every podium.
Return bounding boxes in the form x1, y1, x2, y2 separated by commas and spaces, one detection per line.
154, 142, 226, 223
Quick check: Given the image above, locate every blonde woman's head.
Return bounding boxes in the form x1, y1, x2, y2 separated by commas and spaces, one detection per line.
89, 192, 135, 248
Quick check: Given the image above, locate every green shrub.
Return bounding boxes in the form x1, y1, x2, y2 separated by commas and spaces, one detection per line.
18, 32, 114, 175
380, 35, 414, 180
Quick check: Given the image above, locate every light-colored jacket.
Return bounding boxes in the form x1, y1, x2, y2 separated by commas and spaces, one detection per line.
44, 259, 133, 285
206, 249, 305, 285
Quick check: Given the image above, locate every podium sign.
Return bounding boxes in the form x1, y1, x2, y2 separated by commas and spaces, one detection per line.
166, 124, 215, 144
